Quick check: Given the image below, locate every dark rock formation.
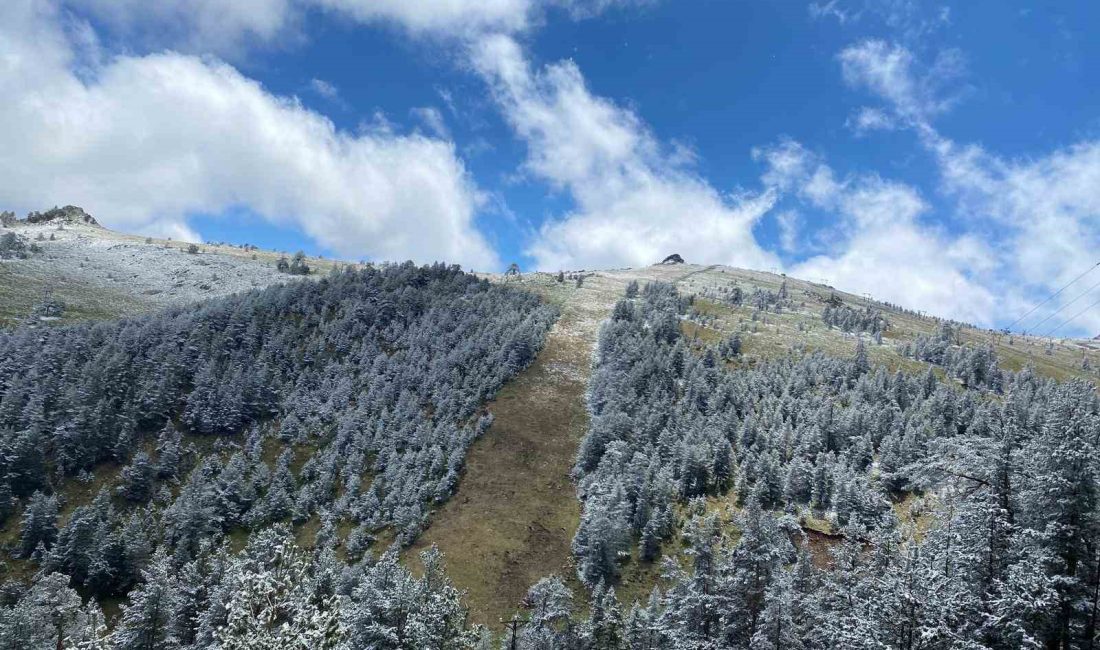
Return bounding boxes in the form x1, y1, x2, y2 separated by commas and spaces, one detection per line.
25, 205, 100, 227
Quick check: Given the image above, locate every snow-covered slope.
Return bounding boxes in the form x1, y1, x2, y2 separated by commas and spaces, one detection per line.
0, 214, 337, 327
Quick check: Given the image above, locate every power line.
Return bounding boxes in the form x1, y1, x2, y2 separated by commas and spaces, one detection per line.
1042, 294, 1100, 339
1025, 275, 1100, 333
1006, 260, 1100, 331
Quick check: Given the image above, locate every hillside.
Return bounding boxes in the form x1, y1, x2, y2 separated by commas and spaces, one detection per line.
0, 209, 339, 327
1, 219, 1099, 648
420, 263, 1100, 625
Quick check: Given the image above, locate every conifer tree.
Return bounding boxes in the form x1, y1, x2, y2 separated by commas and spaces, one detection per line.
111, 550, 181, 650
18, 491, 58, 558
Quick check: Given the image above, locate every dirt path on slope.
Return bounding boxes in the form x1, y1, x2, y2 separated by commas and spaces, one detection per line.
407, 276, 624, 626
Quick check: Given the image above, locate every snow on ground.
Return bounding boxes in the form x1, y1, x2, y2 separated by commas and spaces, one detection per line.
0, 219, 334, 326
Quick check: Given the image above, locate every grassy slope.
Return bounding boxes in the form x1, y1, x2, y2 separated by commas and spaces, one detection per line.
407, 275, 626, 625
419, 263, 1099, 623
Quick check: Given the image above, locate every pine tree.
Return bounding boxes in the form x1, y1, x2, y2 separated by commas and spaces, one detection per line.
585, 584, 626, 650
750, 570, 805, 650
18, 491, 58, 558
345, 546, 476, 649
0, 572, 107, 650
111, 550, 181, 650
214, 529, 346, 650
258, 449, 297, 525
640, 518, 662, 562
521, 576, 575, 650
154, 425, 183, 480
571, 492, 630, 587
850, 338, 870, 381
658, 513, 721, 645
118, 451, 156, 502
1020, 381, 1100, 648
721, 488, 792, 646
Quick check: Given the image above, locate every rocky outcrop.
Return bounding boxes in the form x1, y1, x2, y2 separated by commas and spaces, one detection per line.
25, 205, 100, 227
660, 253, 685, 265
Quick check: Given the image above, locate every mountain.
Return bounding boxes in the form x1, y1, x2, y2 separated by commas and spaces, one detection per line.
1, 214, 1098, 648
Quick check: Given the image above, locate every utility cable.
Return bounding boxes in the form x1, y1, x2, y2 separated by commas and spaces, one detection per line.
1026, 275, 1100, 333
1005, 260, 1100, 332
1042, 294, 1100, 339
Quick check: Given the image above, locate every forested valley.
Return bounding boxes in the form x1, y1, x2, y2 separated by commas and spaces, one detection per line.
0, 262, 1097, 649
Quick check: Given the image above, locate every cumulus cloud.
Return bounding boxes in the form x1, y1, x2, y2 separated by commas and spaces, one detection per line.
554, 0, 656, 20
791, 181, 998, 327
66, 0, 301, 58
313, 0, 653, 36
809, 1, 952, 43
64, 0, 653, 56
0, 0, 498, 269
65, 0, 527, 53
837, 38, 1100, 335
931, 137, 1100, 334
472, 34, 779, 271
756, 140, 999, 324
467, 32, 1029, 330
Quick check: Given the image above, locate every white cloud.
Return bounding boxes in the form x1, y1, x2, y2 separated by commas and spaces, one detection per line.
472, 34, 779, 271
66, 0, 301, 58
65, 0, 528, 54
839, 40, 924, 121
932, 137, 1100, 334
411, 106, 450, 139
835, 38, 1100, 335
64, 0, 654, 57
755, 140, 999, 324
0, 0, 498, 269
847, 106, 896, 134
310, 0, 656, 37
756, 139, 817, 192
554, 0, 655, 20
309, 0, 532, 38
808, 1, 857, 25
810, 1, 951, 43
754, 140, 842, 206
794, 183, 999, 326
309, 77, 340, 101
839, 40, 965, 131
775, 211, 800, 253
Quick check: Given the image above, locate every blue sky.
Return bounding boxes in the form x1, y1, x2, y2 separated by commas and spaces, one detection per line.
1, 0, 1098, 336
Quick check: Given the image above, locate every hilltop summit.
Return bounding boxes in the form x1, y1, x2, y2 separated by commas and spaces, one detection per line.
25, 205, 100, 227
